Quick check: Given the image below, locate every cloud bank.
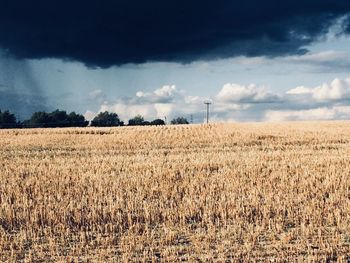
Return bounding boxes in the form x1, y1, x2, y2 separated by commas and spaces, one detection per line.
87, 77, 350, 123
1, 1, 350, 67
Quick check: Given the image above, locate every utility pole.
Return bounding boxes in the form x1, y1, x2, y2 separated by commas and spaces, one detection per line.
204, 102, 211, 124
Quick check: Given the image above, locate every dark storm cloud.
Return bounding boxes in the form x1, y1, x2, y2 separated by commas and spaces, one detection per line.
345, 15, 350, 33
1, 0, 350, 67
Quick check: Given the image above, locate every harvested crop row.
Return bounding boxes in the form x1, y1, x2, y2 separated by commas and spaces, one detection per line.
1, 122, 350, 262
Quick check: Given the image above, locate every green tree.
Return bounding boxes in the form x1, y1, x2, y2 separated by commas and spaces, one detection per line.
0, 110, 18, 128
23, 110, 89, 128
128, 115, 145, 126
67, 112, 89, 127
151, 119, 165, 125
91, 111, 123, 127
170, 117, 189, 125
49, 110, 69, 127
24, 111, 50, 128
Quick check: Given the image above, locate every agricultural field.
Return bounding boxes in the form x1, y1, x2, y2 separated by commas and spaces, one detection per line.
1, 122, 350, 262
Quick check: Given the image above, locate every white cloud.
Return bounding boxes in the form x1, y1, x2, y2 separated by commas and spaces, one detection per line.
286, 86, 312, 95
265, 106, 350, 122
154, 85, 177, 97
216, 83, 278, 103
286, 78, 350, 101
136, 91, 144, 97
100, 103, 158, 121
313, 78, 350, 101
135, 85, 180, 103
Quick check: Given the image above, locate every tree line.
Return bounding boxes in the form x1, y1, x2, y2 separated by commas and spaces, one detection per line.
0, 109, 189, 129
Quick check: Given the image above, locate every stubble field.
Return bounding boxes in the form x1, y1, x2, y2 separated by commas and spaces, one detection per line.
1, 122, 350, 262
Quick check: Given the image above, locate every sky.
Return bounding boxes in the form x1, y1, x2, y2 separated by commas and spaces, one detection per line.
1, 1, 350, 123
